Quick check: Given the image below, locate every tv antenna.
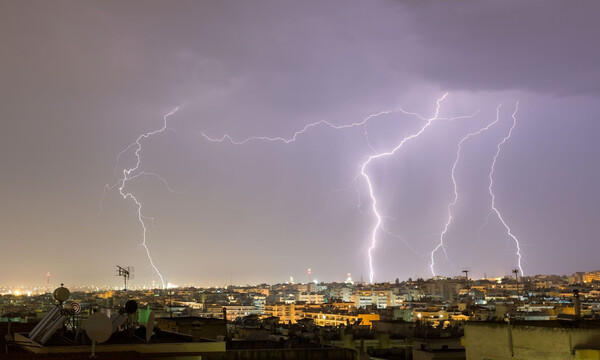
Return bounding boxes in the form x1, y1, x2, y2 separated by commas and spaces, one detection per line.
512, 268, 520, 297
116, 266, 134, 291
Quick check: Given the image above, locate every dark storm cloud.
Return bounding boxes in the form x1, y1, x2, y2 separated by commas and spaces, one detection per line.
0, 1, 599, 286
399, 1, 600, 95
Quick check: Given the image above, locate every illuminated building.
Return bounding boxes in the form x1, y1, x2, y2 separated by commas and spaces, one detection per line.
303, 311, 380, 328
329, 287, 352, 302
294, 292, 325, 304
351, 291, 394, 309
264, 303, 304, 324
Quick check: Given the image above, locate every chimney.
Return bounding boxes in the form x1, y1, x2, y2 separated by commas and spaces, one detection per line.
573, 289, 581, 318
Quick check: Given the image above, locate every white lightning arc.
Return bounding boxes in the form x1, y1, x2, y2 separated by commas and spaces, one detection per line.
488, 102, 524, 275
203, 94, 486, 284
107, 108, 179, 289
202, 105, 431, 280
361, 93, 448, 284
201, 108, 427, 144
380, 224, 422, 256
429, 104, 503, 276
325, 173, 424, 257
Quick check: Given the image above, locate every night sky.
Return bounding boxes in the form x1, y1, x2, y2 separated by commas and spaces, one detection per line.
1, 1, 599, 288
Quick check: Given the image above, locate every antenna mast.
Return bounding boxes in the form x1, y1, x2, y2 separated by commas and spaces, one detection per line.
116, 265, 132, 291
512, 269, 520, 298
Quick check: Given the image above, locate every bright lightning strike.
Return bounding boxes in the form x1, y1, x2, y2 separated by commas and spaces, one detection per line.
202, 105, 433, 282
488, 102, 524, 275
203, 94, 485, 284
429, 104, 503, 276
106, 107, 179, 289
361, 93, 448, 284
201, 108, 427, 144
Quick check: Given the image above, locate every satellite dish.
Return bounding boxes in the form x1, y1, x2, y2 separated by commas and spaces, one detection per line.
125, 300, 138, 314
86, 312, 112, 344
145, 311, 155, 342
53, 287, 70, 302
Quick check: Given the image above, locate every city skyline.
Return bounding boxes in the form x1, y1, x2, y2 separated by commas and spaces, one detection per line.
3, 269, 599, 295
1, 1, 599, 287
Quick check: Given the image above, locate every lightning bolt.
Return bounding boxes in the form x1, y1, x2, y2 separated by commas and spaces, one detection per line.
202, 105, 430, 280
381, 224, 422, 256
201, 108, 427, 144
488, 102, 524, 275
361, 93, 448, 284
105, 107, 179, 289
203, 94, 484, 284
429, 104, 503, 276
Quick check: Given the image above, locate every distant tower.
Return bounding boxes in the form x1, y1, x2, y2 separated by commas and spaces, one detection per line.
46, 272, 50, 289
345, 273, 353, 285
307, 268, 312, 284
